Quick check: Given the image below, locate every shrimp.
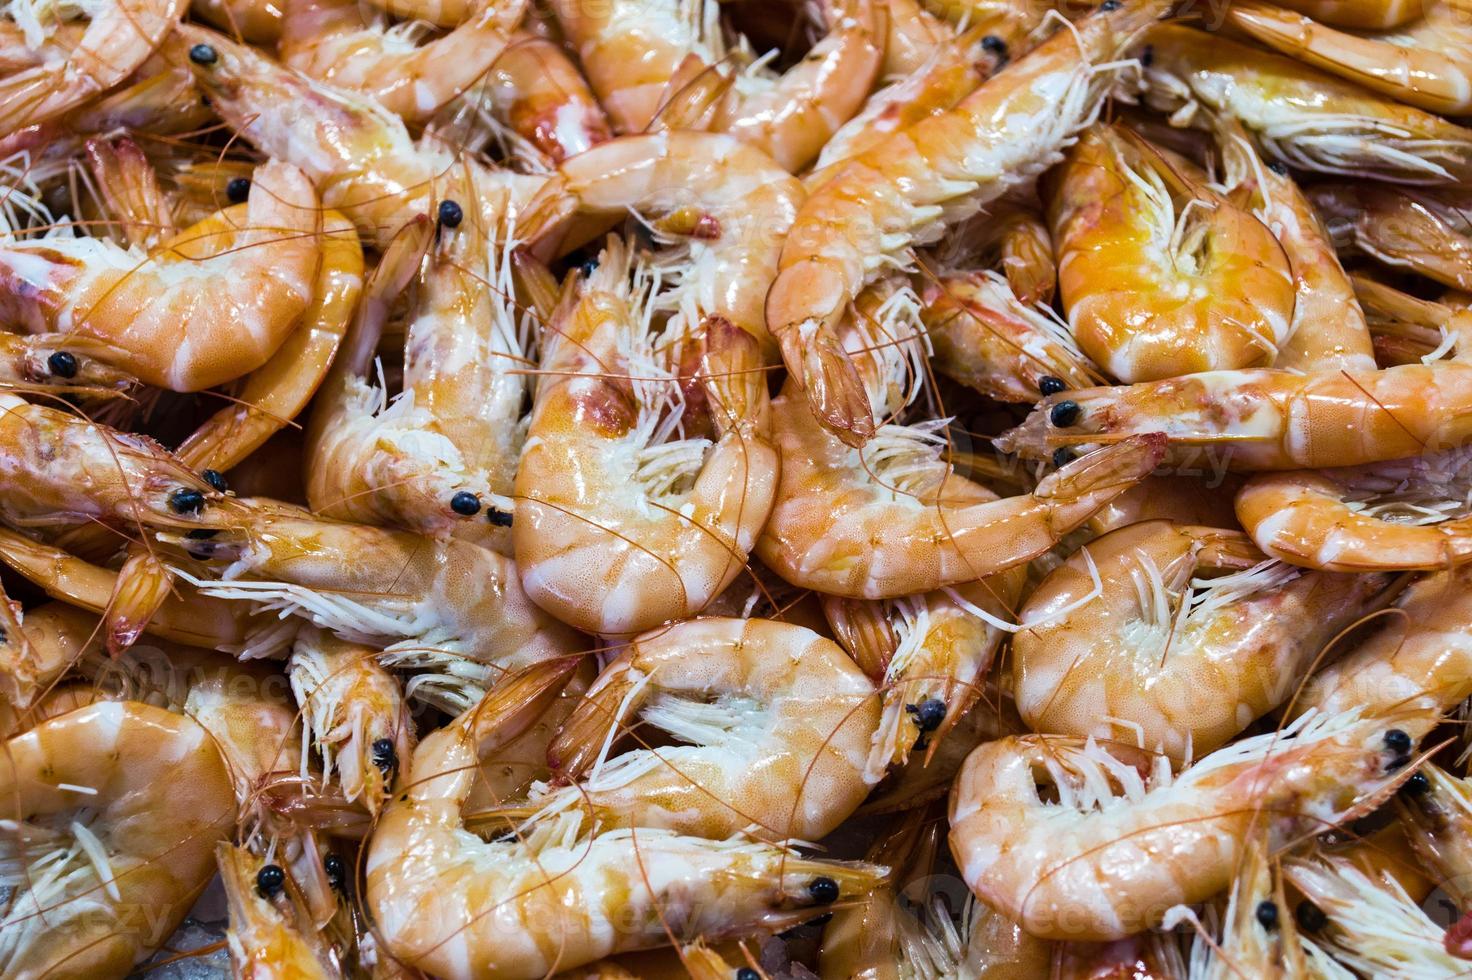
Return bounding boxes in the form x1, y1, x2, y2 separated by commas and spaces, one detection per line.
948, 704, 1433, 941
172, 501, 584, 713
525, 130, 803, 353
918, 269, 1098, 403
0, 159, 321, 391
0, 393, 228, 529
179, 25, 546, 249
0, 0, 183, 135
822, 568, 1025, 781
366, 658, 885, 980
1284, 853, 1470, 975
1310, 182, 1472, 293
1235, 444, 1472, 571
1011, 520, 1391, 761
756, 294, 1167, 598
538, 617, 880, 841
1294, 564, 1472, 720
513, 238, 777, 635
306, 198, 527, 543
1211, 121, 1377, 374
995, 359, 1472, 471
1396, 762, 1472, 915
1224, 0, 1472, 116
765, 0, 1166, 444
288, 625, 411, 818
1046, 122, 1295, 382
217, 842, 337, 980
0, 700, 235, 978
279, 0, 525, 124
1139, 23, 1472, 184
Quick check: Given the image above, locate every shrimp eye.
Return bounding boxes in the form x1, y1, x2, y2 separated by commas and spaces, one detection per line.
46, 351, 78, 378
1384, 729, 1412, 754
255, 864, 286, 898
736, 969, 760, 980
189, 43, 218, 66
1037, 375, 1067, 397
450, 491, 482, 516
1295, 900, 1327, 932
1255, 900, 1279, 930
324, 853, 345, 891
578, 256, 599, 277
202, 469, 229, 493
438, 199, 464, 229
1100, 0, 1121, 10
807, 876, 840, 905
981, 34, 1008, 58
372, 738, 397, 771
1139, 44, 1154, 67
906, 698, 946, 732
226, 177, 251, 203
1052, 447, 1076, 468
1403, 770, 1431, 795
1267, 161, 1289, 176
1049, 400, 1082, 427
487, 508, 514, 528
169, 488, 206, 513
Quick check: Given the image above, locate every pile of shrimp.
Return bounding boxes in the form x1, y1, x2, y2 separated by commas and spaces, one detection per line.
8, 0, 1472, 973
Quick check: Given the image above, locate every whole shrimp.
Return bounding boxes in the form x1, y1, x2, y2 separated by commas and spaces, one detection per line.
1225, 0, 1472, 116
1235, 443, 1472, 571
279, 0, 526, 124
173, 500, 584, 712
1139, 23, 1472, 184
539, 617, 880, 841
1011, 520, 1390, 761
0, 0, 183, 134
765, 0, 1167, 443
756, 289, 1167, 598
366, 659, 886, 980
0, 159, 321, 391
0, 700, 235, 978
179, 24, 545, 249
822, 568, 1025, 781
525, 130, 803, 353
514, 237, 777, 635
1294, 564, 1472, 720
306, 200, 527, 542
1046, 122, 1295, 382
949, 704, 1433, 941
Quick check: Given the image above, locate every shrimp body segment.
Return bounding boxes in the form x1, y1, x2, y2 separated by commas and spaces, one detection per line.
949, 706, 1432, 941
514, 240, 778, 635
765, 0, 1168, 443
0, 160, 321, 391
1048, 123, 1295, 381
366, 660, 885, 980
1012, 520, 1389, 760
0, 701, 235, 979
543, 617, 881, 841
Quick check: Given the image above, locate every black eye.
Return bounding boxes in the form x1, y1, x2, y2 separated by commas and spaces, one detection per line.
1296, 900, 1327, 932
1038, 375, 1066, 397
1049, 400, 1082, 427
1402, 770, 1431, 795
450, 491, 481, 516
1384, 729, 1412, 754
372, 738, 397, 771
201, 469, 229, 493
1255, 900, 1279, 930
1052, 447, 1076, 468
1139, 44, 1154, 67
807, 876, 839, 905
1267, 160, 1288, 176
1100, 0, 1121, 10
324, 853, 345, 891
255, 864, 285, 898
487, 508, 513, 528
169, 488, 205, 513
736, 969, 760, 980
226, 177, 251, 203
981, 34, 1008, 57
189, 43, 218, 65
906, 698, 946, 732
46, 351, 78, 378
437, 199, 463, 229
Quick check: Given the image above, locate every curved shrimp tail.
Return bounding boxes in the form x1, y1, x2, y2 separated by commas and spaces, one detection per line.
84, 135, 170, 249
546, 662, 643, 779
465, 657, 582, 753
699, 316, 768, 434
103, 547, 173, 657
779, 316, 875, 448
651, 57, 734, 133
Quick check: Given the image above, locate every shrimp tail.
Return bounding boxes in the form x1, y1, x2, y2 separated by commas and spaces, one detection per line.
546, 663, 645, 778
821, 595, 896, 681
699, 315, 767, 434
779, 314, 875, 448
103, 548, 172, 656
651, 56, 733, 133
